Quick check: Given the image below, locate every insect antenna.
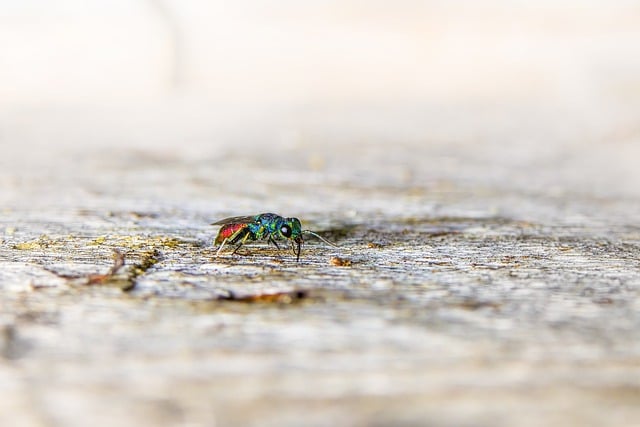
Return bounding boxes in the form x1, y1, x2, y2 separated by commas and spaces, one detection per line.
302, 230, 338, 247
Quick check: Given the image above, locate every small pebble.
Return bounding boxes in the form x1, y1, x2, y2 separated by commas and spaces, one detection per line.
330, 256, 352, 266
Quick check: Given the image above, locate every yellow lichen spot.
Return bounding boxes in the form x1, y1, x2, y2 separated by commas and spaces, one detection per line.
14, 241, 40, 250
160, 238, 181, 249
90, 236, 107, 245
86, 235, 182, 251
14, 236, 52, 250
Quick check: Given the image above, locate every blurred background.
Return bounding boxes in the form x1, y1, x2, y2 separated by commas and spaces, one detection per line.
3, 0, 640, 106
2, 1, 640, 133
1, 1, 640, 206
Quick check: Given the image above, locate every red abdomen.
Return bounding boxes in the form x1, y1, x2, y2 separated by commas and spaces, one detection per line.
215, 223, 248, 244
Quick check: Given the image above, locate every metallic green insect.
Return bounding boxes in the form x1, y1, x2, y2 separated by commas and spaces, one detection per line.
212, 213, 337, 261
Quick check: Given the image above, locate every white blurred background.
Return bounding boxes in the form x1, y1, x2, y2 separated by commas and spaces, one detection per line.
1, 1, 640, 201
3, 1, 640, 109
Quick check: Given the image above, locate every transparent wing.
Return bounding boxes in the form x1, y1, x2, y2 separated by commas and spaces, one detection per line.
211, 215, 256, 226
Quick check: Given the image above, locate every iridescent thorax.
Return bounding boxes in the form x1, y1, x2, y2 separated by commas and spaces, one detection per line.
211, 213, 335, 261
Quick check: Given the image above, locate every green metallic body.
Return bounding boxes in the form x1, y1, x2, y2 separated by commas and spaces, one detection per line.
212, 213, 304, 261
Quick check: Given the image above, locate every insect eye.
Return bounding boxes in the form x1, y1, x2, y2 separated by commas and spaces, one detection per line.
280, 225, 292, 237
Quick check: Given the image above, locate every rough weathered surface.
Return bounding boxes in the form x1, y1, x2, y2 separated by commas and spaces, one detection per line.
2, 3, 640, 424
1, 101, 639, 427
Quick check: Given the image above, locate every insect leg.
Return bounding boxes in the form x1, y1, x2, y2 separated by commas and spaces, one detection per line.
232, 230, 253, 255
216, 238, 228, 257
268, 236, 280, 249
291, 240, 301, 262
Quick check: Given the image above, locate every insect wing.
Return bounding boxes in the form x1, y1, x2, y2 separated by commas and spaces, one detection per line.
211, 215, 256, 226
